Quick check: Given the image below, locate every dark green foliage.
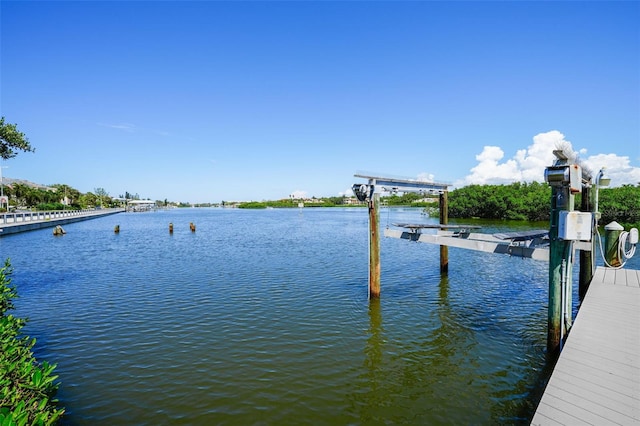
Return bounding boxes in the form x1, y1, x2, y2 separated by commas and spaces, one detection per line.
0, 260, 64, 425
385, 192, 436, 207
449, 182, 551, 221
447, 182, 640, 227
34, 203, 66, 212
599, 185, 640, 227
0, 118, 34, 160
238, 199, 330, 209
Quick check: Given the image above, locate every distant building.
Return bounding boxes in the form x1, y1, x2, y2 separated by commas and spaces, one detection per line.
344, 197, 363, 205
126, 199, 156, 212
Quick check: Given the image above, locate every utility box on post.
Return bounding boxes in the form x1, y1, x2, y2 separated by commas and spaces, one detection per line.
559, 211, 592, 241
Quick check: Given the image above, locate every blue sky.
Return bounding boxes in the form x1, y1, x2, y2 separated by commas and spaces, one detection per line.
1, 1, 638, 203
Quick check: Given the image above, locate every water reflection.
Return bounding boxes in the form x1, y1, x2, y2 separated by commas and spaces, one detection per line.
358, 298, 385, 423
352, 263, 552, 424
3, 208, 602, 424
353, 274, 482, 424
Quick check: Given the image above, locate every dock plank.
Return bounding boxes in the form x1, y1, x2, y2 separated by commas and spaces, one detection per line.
532, 401, 615, 426
602, 267, 617, 284
536, 384, 636, 425
625, 268, 640, 287
550, 369, 639, 411
531, 267, 640, 425
555, 358, 640, 400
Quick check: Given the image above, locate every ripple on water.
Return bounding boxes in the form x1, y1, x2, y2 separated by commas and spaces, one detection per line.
5, 208, 556, 424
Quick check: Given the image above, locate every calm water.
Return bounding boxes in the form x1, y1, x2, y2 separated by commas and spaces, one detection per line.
3, 207, 629, 425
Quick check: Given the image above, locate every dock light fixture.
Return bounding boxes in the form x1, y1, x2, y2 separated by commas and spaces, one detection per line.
594, 168, 611, 223
595, 168, 611, 188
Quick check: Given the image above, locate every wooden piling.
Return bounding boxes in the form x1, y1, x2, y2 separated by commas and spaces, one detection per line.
369, 192, 381, 298
548, 186, 564, 354
169, 222, 174, 234
190, 222, 196, 232
439, 191, 449, 274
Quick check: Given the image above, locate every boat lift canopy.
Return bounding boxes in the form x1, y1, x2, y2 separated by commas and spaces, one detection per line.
353, 173, 450, 195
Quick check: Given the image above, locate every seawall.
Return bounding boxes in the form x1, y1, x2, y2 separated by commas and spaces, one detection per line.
0, 208, 125, 236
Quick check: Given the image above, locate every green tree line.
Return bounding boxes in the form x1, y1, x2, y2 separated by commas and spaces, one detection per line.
1, 183, 116, 212
237, 196, 351, 209
237, 193, 437, 209
447, 182, 640, 227
448, 182, 550, 222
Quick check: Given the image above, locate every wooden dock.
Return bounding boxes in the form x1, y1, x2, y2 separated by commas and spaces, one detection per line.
531, 266, 640, 425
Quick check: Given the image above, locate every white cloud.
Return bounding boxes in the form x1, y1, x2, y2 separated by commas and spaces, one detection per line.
416, 172, 435, 182
338, 188, 354, 197
460, 130, 640, 187
289, 190, 307, 199
462, 145, 521, 185
583, 154, 640, 187
514, 130, 563, 181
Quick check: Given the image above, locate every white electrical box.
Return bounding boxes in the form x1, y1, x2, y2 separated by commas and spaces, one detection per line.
559, 211, 593, 241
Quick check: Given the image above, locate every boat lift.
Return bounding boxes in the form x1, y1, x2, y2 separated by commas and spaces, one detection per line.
354, 151, 638, 355
352, 173, 451, 299
352, 173, 563, 298
385, 225, 555, 261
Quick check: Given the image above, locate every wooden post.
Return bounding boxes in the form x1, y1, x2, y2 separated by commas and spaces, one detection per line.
369, 192, 381, 298
548, 186, 564, 354
439, 191, 449, 274
190, 222, 196, 232
579, 185, 593, 301
169, 222, 174, 234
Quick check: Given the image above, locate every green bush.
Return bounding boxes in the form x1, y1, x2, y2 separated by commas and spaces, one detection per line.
0, 260, 64, 425
34, 203, 66, 212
